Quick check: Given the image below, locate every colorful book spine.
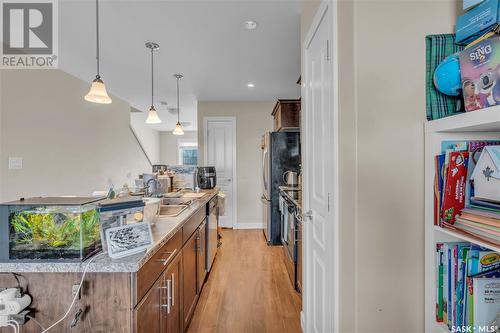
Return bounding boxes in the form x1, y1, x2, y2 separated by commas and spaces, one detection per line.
442, 152, 469, 225
436, 243, 444, 322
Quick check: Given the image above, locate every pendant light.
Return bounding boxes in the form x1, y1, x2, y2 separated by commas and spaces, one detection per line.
172, 74, 185, 135
145, 42, 161, 124
85, 0, 112, 104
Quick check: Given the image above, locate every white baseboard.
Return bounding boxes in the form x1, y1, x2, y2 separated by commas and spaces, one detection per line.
235, 222, 263, 229
301, 311, 305, 332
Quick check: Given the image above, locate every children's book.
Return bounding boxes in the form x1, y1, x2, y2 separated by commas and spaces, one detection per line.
468, 245, 500, 276
473, 278, 500, 329
444, 243, 449, 324
456, 245, 471, 327
442, 152, 470, 225
437, 243, 445, 322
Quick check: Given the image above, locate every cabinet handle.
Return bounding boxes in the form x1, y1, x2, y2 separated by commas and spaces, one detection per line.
157, 248, 177, 266
171, 273, 175, 307
161, 279, 171, 314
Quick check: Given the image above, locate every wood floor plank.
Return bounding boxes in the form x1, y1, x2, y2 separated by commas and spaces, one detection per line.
187, 229, 302, 333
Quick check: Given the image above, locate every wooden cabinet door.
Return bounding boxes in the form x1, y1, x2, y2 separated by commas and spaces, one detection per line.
163, 253, 182, 333
135, 276, 162, 333
182, 231, 199, 330
197, 220, 207, 293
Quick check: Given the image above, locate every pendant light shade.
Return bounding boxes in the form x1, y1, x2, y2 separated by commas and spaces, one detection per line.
85, 0, 112, 104
172, 74, 184, 135
85, 77, 112, 104
146, 106, 162, 124
173, 121, 184, 135
145, 42, 161, 124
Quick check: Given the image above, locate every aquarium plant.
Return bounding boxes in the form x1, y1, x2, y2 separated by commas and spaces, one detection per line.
9, 206, 101, 260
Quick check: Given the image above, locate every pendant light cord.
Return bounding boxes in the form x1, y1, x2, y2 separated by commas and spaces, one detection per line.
151, 48, 154, 107
95, 0, 100, 78
176, 76, 180, 123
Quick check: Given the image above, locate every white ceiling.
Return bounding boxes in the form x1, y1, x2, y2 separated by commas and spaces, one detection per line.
58, 0, 301, 131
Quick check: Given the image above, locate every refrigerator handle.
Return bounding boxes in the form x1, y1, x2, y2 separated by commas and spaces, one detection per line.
262, 150, 268, 192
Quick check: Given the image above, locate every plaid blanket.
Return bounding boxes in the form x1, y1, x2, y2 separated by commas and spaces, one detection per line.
426, 34, 465, 120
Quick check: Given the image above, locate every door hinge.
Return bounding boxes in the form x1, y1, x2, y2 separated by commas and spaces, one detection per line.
326, 39, 330, 61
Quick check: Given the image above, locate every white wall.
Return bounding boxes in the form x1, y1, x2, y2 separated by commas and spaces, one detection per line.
160, 131, 198, 165
0, 69, 152, 201
301, 0, 457, 331
198, 101, 273, 229
130, 110, 161, 165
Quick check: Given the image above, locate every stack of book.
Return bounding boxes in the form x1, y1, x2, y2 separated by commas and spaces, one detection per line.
436, 243, 500, 331
455, 204, 500, 246
434, 140, 500, 247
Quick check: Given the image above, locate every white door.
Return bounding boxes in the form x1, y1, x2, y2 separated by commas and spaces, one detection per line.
204, 117, 236, 228
303, 2, 338, 333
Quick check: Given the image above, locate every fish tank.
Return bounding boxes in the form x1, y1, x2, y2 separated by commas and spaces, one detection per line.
0, 197, 104, 262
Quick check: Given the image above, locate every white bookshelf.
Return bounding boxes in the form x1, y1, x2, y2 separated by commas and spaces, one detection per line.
424, 107, 500, 333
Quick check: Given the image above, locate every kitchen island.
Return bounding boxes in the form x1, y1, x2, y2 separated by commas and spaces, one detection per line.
0, 189, 219, 333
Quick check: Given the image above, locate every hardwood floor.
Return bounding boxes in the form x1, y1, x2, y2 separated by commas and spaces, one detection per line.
187, 229, 302, 333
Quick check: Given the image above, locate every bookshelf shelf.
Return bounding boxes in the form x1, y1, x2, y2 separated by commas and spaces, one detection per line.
424, 109, 500, 333
434, 226, 500, 254
425, 107, 500, 133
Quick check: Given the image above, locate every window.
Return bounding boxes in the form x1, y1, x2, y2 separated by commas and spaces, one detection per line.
178, 140, 198, 166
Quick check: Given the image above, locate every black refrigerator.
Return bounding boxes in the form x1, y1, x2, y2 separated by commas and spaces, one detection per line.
261, 131, 300, 245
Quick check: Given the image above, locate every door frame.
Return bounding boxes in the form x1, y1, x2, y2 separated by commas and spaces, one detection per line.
302, 1, 340, 332
203, 116, 237, 229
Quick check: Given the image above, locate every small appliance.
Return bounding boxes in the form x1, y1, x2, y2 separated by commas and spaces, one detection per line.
152, 164, 168, 174
197, 167, 217, 189
283, 171, 299, 187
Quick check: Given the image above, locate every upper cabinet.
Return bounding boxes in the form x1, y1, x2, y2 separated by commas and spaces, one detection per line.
272, 99, 301, 131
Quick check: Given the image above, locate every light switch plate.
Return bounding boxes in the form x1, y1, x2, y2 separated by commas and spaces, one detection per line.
8, 157, 23, 170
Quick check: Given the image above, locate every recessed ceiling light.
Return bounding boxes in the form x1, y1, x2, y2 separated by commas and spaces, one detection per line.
244, 20, 258, 30
247, 83, 255, 88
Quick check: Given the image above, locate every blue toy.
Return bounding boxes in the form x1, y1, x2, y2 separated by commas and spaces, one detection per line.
433, 53, 462, 96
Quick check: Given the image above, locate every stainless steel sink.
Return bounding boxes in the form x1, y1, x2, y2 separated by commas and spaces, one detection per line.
161, 198, 192, 206
159, 205, 188, 217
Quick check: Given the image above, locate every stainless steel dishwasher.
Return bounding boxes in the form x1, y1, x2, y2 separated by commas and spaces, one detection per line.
206, 196, 218, 272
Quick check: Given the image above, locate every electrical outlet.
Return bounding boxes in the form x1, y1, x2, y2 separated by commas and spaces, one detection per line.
72, 284, 80, 298
8, 157, 22, 170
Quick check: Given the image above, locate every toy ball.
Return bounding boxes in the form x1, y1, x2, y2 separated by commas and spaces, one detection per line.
433, 53, 462, 96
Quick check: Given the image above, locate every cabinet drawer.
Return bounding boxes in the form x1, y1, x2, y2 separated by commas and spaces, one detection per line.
182, 208, 206, 244
135, 230, 182, 305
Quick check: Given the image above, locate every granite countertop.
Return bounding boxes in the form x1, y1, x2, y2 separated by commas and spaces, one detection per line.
0, 189, 219, 273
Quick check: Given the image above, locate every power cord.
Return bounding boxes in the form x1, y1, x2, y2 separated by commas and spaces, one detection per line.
7, 319, 19, 333
26, 314, 47, 331
41, 253, 104, 332
7, 322, 17, 333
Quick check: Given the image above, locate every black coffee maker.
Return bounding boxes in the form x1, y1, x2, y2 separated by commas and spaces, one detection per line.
197, 166, 217, 189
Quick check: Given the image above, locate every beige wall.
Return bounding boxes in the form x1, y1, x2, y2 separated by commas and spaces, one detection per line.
0, 70, 3, 202
130, 110, 161, 165
0, 69, 151, 201
160, 131, 198, 165
301, 0, 457, 331
354, 2, 456, 331
197, 101, 273, 229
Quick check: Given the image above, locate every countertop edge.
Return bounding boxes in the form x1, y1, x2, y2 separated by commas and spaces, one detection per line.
0, 189, 219, 274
